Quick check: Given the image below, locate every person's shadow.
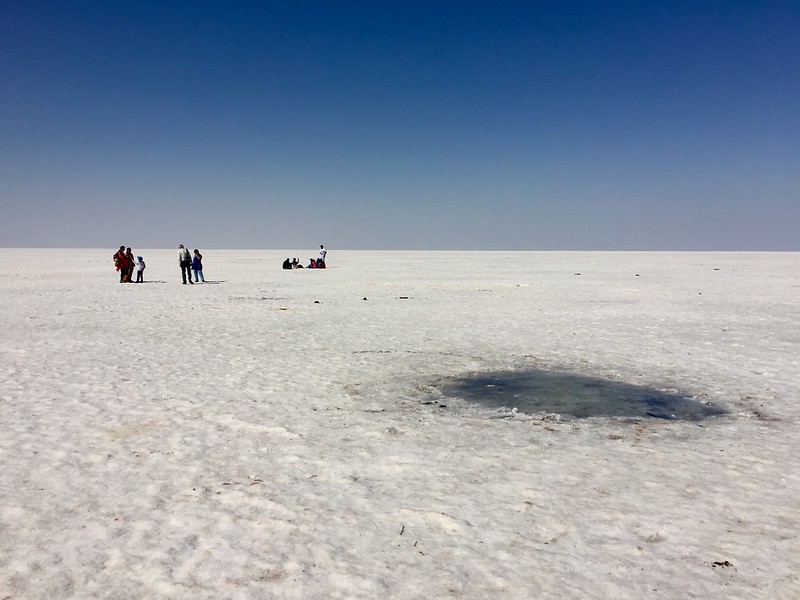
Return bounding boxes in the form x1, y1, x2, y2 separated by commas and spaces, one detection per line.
134, 280, 226, 284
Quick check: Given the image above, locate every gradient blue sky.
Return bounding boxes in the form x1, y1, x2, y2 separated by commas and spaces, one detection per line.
2, 1, 798, 250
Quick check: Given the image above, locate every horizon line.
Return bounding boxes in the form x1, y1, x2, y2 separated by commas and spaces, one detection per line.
1, 246, 797, 254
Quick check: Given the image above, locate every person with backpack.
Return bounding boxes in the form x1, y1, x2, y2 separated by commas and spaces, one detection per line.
179, 244, 193, 284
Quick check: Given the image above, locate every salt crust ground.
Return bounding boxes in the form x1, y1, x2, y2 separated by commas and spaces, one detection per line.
1, 249, 798, 599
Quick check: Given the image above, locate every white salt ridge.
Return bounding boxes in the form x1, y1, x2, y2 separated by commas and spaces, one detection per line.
1, 249, 799, 599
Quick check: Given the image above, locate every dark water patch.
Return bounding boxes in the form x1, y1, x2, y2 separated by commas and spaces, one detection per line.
440, 369, 726, 421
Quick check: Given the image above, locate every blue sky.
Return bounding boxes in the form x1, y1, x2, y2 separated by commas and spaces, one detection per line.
1, 1, 798, 250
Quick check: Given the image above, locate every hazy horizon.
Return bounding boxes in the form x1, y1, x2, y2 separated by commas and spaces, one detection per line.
1, 246, 796, 255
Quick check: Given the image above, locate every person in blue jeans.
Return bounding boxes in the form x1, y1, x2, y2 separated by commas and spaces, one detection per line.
192, 249, 205, 282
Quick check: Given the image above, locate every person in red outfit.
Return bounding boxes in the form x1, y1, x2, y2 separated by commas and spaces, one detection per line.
113, 245, 130, 283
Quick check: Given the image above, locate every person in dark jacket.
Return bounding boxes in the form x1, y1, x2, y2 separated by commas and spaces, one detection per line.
124, 247, 135, 282
192, 249, 204, 282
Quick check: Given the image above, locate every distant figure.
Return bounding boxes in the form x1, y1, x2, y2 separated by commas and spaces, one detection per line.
125, 247, 135, 282
282, 258, 292, 270
192, 249, 204, 282
319, 244, 327, 266
113, 245, 129, 283
307, 258, 316, 269
135, 256, 146, 283
179, 244, 193, 284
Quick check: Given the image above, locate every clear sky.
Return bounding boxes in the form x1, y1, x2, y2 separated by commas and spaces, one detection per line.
1, 1, 798, 250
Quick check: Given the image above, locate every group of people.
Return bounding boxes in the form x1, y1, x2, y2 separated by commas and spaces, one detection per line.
113, 246, 146, 283
115, 243, 327, 283
112, 244, 204, 284
283, 245, 328, 270
178, 245, 204, 284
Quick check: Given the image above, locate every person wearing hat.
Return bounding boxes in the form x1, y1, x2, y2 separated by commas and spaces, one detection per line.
135, 255, 146, 283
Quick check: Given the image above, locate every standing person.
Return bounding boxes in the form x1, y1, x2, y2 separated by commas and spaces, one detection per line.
179, 244, 193, 284
113, 245, 129, 283
124, 247, 135, 282
192, 249, 205, 283
319, 244, 327, 267
135, 256, 146, 283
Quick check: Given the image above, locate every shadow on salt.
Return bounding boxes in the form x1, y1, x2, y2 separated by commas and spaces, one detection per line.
440, 370, 726, 421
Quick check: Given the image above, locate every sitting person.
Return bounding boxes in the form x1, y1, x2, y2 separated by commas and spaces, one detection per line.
307, 258, 316, 269
282, 258, 292, 270
315, 258, 326, 269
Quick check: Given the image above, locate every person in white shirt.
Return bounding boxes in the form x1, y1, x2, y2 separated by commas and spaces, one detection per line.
178, 244, 193, 284
135, 256, 146, 283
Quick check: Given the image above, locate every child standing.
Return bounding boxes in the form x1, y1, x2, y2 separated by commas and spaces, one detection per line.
192, 249, 205, 283
135, 256, 146, 283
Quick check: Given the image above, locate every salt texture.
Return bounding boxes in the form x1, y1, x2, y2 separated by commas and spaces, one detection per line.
1, 249, 798, 599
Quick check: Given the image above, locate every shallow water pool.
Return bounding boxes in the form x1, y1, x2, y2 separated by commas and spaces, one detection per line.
440, 369, 726, 421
